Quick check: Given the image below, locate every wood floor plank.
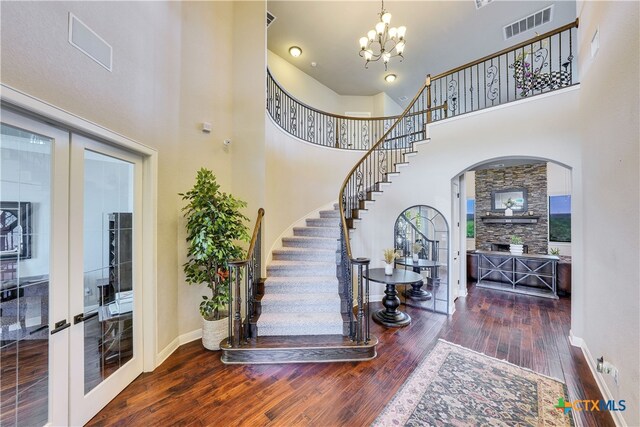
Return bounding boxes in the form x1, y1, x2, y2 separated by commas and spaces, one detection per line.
86, 285, 615, 427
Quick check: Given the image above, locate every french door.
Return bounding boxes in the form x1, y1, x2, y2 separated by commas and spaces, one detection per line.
0, 107, 143, 426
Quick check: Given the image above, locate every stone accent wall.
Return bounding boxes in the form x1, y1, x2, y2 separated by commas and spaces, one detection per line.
475, 163, 548, 254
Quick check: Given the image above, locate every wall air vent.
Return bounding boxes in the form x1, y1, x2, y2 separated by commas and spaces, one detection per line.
68, 13, 112, 71
475, 0, 495, 10
267, 11, 276, 28
504, 6, 554, 40
398, 96, 408, 102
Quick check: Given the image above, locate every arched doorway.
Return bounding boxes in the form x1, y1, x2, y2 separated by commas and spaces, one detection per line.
453, 157, 573, 302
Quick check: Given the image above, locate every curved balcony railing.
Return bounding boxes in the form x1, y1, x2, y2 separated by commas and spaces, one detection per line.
267, 69, 424, 150
429, 19, 579, 121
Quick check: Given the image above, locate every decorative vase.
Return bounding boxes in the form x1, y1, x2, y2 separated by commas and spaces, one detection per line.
384, 263, 394, 275
510, 244, 524, 256
412, 253, 419, 262
505, 207, 513, 217
202, 317, 228, 350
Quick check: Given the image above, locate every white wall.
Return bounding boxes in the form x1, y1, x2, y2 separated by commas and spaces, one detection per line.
268, 50, 402, 117
265, 118, 361, 255
575, 1, 639, 424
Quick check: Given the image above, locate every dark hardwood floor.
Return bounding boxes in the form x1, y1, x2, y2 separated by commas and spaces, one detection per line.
87, 285, 614, 427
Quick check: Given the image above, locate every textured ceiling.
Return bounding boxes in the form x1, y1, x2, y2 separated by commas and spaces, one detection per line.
267, 1, 576, 105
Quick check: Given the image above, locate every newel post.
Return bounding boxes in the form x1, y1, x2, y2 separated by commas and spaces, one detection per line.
352, 257, 371, 344
228, 260, 245, 347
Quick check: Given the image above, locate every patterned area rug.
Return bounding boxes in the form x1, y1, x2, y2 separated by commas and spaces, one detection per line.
373, 340, 573, 426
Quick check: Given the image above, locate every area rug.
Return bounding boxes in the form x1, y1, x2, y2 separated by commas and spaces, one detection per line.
373, 340, 573, 426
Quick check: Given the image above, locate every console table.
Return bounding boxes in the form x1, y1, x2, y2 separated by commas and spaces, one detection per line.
475, 250, 559, 299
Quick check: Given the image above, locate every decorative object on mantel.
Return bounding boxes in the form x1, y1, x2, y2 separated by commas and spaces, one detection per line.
509, 235, 524, 255
358, 0, 406, 70
383, 248, 401, 275
372, 340, 573, 427
549, 247, 560, 256
504, 197, 515, 216
411, 242, 423, 262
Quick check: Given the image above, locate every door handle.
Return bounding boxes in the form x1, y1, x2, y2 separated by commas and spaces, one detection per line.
50, 319, 70, 335
74, 311, 98, 324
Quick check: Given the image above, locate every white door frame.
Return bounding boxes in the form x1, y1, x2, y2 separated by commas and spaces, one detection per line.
1, 108, 72, 426
1, 84, 158, 420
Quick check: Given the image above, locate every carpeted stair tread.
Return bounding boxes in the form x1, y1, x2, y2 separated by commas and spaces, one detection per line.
305, 217, 340, 227
257, 312, 343, 336
293, 226, 340, 238
263, 276, 339, 294
272, 247, 335, 262
267, 260, 336, 277
260, 293, 341, 313
281, 236, 338, 249
319, 209, 340, 218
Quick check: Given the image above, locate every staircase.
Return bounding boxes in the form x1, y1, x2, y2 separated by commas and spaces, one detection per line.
221, 205, 378, 364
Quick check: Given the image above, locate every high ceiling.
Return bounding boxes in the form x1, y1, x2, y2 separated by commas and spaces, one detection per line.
267, 1, 576, 105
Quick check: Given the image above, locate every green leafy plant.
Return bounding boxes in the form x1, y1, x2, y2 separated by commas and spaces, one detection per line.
180, 168, 250, 320
549, 247, 560, 256
504, 198, 515, 209
510, 235, 524, 245
383, 248, 401, 264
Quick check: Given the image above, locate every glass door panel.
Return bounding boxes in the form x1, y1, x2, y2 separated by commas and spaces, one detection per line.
0, 113, 69, 427
82, 150, 135, 393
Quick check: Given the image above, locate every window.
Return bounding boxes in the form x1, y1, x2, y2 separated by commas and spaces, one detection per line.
549, 195, 571, 242
466, 199, 475, 238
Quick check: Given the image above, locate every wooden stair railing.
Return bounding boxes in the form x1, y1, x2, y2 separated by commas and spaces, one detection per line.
338, 77, 447, 343
226, 208, 264, 347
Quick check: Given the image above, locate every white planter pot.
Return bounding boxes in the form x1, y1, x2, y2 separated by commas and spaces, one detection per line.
505, 207, 513, 217
510, 244, 524, 255
412, 253, 419, 262
202, 317, 228, 351
384, 263, 394, 275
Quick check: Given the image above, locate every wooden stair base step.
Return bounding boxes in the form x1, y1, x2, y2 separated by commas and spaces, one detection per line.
220, 334, 378, 364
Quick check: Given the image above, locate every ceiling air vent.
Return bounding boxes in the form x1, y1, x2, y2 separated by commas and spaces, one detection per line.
475, 0, 495, 10
504, 6, 553, 40
68, 13, 112, 71
398, 96, 408, 102
267, 11, 276, 28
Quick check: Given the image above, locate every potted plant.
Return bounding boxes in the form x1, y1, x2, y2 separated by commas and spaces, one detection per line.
549, 247, 560, 256
411, 242, 423, 262
383, 248, 401, 275
180, 168, 250, 350
510, 235, 524, 255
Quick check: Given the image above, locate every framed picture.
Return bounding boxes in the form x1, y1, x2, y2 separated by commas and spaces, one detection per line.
0, 201, 32, 259
491, 188, 527, 212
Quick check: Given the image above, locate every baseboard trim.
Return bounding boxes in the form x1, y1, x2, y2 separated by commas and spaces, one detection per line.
569, 331, 626, 427
155, 328, 203, 368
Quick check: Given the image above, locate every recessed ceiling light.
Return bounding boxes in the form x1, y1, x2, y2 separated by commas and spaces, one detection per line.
385, 74, 397, 83
289, 46, 302, 57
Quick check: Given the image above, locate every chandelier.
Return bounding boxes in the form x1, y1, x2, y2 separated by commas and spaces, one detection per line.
358, 0, 406, 70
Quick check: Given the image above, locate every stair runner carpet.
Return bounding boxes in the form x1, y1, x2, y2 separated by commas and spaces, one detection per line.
257, 205, 344, 336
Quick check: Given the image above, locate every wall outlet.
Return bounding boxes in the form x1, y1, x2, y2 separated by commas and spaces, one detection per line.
612, 367, 619, 385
